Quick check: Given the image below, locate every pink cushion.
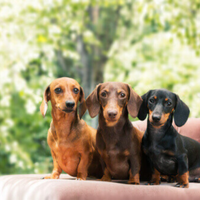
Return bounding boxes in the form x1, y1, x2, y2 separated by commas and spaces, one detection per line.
133, 118, 200, 142
1, 174, 200, 200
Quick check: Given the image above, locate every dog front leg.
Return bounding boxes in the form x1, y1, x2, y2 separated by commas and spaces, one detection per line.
149, 168, 161, 185
98, 157, 111, 181
128, 154, 140, 184
175, 153, 189, 188
76, 152, 92, 180
44, 150, 62, 179
100, 167, 112, 182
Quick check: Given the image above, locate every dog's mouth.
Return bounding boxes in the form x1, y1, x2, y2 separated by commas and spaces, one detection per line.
150, 121, 165, 127
105, 116, 120, 126
62, 108, 74, 113
107, 119, 118, 123
57, 106, 74, 113
105, 119, 119, 127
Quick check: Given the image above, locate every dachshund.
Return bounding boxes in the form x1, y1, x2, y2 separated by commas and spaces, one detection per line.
138, 89, 200, 188
40, 77, 103, 180
86, 82, 145, 184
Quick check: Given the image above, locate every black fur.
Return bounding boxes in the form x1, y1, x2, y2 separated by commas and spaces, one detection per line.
138, 89, 200, 187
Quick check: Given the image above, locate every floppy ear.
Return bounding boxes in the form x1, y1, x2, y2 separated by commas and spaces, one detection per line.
86, 84, 101, 118
174, 94, 190, 127
137, 90, 152, 120
79, 87, 87, 119
40, 86, 50, 117
127, 85, 143, 118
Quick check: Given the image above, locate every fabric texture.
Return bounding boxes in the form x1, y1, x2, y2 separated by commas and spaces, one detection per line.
0, 118, 200, 200
132, 118, 200, 142
1, 174, 200, 200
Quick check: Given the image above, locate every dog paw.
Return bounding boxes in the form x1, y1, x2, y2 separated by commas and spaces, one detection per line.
43, 176, 51, 179
128, 180, 140, 185
43, 174, 59, 179
175, 183, 189, 188
75, 177, 86, 181
100, 176, 111, 182
147, 180, 161, 185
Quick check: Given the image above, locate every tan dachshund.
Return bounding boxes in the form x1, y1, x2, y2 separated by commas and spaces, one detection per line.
40, 77, 103, 180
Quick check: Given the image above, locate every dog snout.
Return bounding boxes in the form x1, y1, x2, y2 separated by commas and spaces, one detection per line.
107, 110, 118, 119
65, 101, 75, 109
152, 113, 161, 122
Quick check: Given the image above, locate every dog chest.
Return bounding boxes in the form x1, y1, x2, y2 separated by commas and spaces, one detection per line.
148, 146, 177, 175
101, 148, 130, 159
53, 144, 81, 176
101, 148, 130, 178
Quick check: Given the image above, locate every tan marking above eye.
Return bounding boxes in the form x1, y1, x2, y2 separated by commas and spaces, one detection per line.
123, 150, 130, 156
154, 96, 157, 99
53, 84, 62, 90
165, 98, 168, 101
117, 89, 122, 94
117, 90, 126, 98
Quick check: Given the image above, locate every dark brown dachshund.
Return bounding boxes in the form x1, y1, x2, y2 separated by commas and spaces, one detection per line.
86, 82, 143, 184
40, 77, 103, 180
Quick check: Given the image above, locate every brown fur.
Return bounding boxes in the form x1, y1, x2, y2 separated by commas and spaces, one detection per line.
149, 168, 161, 185
176, 171, 189, 188
40, 77, 103, 180
86, 82, 144, 184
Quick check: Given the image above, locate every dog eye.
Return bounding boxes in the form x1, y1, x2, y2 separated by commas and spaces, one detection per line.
120, 93, 126, 98
101, 92, 107, 97
73, 88, 79, 94
166, 101, 172, 106
149, 98, 155, 103
54, 88, 62, 94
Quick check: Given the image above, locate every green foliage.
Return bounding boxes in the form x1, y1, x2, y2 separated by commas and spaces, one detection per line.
0, 0, 200, 174
105, 0, 200, 119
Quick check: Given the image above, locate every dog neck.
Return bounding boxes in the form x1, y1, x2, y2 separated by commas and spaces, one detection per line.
147, 114, 173, 143
51, 105, 79, 138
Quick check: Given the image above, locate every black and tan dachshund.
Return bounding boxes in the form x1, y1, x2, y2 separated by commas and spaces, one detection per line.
138, 89, 200, 188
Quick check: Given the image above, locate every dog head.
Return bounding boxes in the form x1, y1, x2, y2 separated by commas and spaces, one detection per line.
40, 77, 87, 118
138, 89, 190, 127
86, 82, 142, 127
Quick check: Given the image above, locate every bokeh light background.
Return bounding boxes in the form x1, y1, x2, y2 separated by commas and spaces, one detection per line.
0, 0, 200, 175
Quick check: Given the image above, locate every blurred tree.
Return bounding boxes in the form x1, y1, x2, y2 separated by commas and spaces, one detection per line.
22, 1, 122, 127
105, 0, 200, 120
0, 0, 123, 174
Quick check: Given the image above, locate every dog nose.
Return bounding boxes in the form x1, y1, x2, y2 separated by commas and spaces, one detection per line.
107, 110, 118, 118
65, 101, 75, 109
152, 114, 161, 122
